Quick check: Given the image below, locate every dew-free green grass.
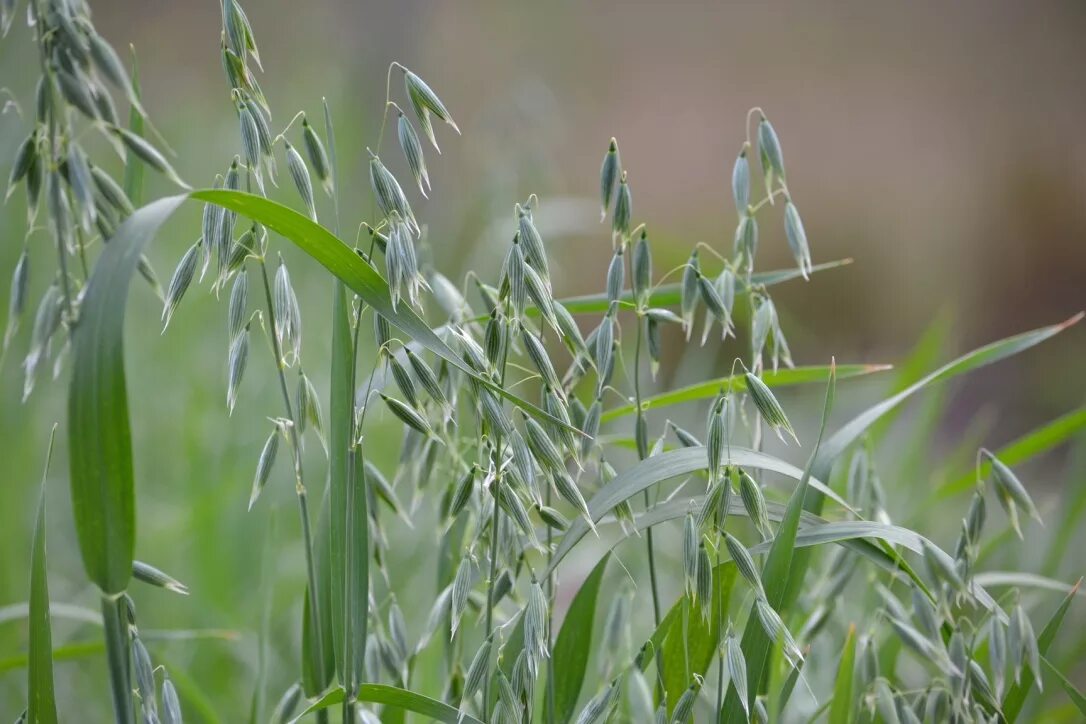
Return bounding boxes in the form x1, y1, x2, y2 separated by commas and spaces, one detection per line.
2, 1, 1084, 722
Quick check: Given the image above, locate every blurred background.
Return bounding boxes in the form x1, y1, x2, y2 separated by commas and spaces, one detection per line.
1, 0, 1083, 719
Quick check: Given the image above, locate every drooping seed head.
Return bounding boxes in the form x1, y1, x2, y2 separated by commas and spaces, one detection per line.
599, 138, 620, 221
744, 372, 797, 443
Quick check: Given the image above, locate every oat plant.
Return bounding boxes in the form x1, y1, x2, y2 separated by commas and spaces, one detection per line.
3, 1, 1085, 723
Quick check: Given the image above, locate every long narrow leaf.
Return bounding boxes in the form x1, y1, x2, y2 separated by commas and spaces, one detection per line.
828, 625, 857, 724
549, 553, 610, 724
601, 364, 889, 423
291, 685, 484, 724
28, 426, 59, 724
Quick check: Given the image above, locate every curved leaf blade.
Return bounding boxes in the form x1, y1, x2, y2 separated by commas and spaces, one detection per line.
291, 685, 483, 724
550, 553, 610, 724
601, 364, 890, 423
28, 427, 59, 724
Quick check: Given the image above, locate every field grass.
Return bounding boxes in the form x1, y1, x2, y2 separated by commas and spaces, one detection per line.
1, 1, 1084, 722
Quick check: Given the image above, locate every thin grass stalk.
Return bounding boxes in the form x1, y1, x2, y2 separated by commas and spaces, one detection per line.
100, 593, 134, 724
257, 259, 327, 691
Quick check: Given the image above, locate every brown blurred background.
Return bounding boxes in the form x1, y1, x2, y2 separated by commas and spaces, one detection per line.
54, 0, 1083, 420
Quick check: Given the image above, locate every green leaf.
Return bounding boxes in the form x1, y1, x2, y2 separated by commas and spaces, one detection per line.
555, 258, 853, 315
658, 564, 737, 715
601, 364, 890, 423
938, 407, 1086, 499
1003, 580, 1081, 721
721, 360, 836, 722
828, 625, 857, 724
1041, 655, 1086, 717
971, 572, 1086, 596
291, 685, 483, 724
550, 553, 610, 724
302, 487, 335, 697
544, 446, 843, 578
28, 426, 59, 724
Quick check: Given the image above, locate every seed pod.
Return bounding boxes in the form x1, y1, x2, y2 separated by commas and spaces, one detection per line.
722, 633, 750, 719
697, 476, 730, 533
671, 684, 698, 723
448, 466, 476, 519
695, 542, 712, 617
517, 205, 550, 281
296, 372, 325, 446
521, 329, 561, 391
132, 560, 189, 596
754, 597, 802, 666
612, 171, 632, 240
22, 284, 61, 400
388, 601, 409, 663
227, 269, 247, 342
115, 127, 187, 188
162, 242, 200, 329
484, 311, 507, 368
706, 395, 727, 480
7, 131, 36, 195
4, 246, 29, 346
404, 69, 459, 146
680, 250, 700, 338
734, 214, 759, 274
538, 504, 569, 531
594, 312, 614, 393
696, 273, 729, 344
507, 428, 537, 498
498, 484, 535, 540
524, 415, 565, 473
987, 453, 1041, 538
404, 348, 449, 410
725, 533, 764, 596
476, 384, 511, 435
132, 636, 156, 714
606, 246, 625, 303
380, 392, 431, 435
599, 138, 620, 221
744, 373, 797, 443
523, 263, 557, 331
732, 144, 751, 215
284, 142, 317, 221
462, 635, 492, 704
920, 538, 963, 592
757, 115, 786, 195
90, 163, 134, 217
911, 587, 939, 638
301, 116, 332, 194
1010, 603, 1041, 690
581, 398, 601, 458
504, 237, 527, 319
369, 156, 417, 234
552, 470, 593, 530
682, 514, 698, 599
161, 677, 183, 724
525, 581, 549, 664
632, 228, 652, 304
273, 260, 302, 365
543, 387, 578, 456
249, 426, 279, 510
88, 31, 131, 91
783, 201, 812, 280
389, 355, 419, 408
966, 491, 986, 545
226, 327, 249, 414
574, 679, 619, 724
670, 421, 702, 448
56, 66, 98, 119
397, 112, 430, 197
739, 470, 770, 539
553, 301, 589, 361
635, 412, 649, 460
450, 556, 472, 635
989, 615, 1006, 697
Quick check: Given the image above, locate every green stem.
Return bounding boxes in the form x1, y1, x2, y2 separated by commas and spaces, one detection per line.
101, 593, 134, 724
257, 260, 327, 689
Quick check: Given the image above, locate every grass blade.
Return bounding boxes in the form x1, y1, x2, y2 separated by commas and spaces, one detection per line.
28, 426, 59, 724
828, 626, 857, 724
722, 360, 836, 721
1041, 655, 1086, 717
601, 364, 890, 423
291, 685, 484, 723
545, 446, 840, 578
549, 553, 610, 724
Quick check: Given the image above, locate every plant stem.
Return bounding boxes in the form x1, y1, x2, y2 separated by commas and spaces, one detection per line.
627, 252, 662, 627
101, 593, 134, 724
257, 259, 327, 689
